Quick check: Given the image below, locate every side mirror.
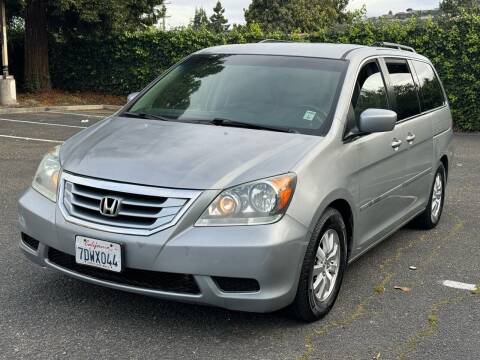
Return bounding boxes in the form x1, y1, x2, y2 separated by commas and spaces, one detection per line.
127, 92, 140, 103
358, 109, 397, 133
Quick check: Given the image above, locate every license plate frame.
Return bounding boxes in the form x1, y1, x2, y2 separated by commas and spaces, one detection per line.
75, 236, 123, 273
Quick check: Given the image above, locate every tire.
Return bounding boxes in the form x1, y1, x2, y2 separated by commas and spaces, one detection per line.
412, 164, 446, 230
292, 208, 348, 322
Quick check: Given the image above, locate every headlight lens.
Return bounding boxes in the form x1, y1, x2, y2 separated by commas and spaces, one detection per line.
196, 173, 296, 226
32, 145, 61, 202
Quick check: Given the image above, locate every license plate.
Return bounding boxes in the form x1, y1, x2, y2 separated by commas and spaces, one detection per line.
75, 236, 122, 273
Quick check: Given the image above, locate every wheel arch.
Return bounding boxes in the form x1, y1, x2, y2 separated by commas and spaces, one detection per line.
440, 154, 449, 181
328, 199, 354, 261
307, 190, 356, 261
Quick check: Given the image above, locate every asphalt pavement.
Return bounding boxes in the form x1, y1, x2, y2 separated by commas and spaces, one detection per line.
0, 109, 478, 360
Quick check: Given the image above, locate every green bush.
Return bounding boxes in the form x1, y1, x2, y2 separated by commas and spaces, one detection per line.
312, 14, 480, 132
17, 13, 480, 131
48, 26, 267, 95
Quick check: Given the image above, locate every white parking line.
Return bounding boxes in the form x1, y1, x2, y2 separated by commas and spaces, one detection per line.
0, 118, 86, 129
442, 280, 478, 291
40, 110, 106, 118
0, 134, 63, 143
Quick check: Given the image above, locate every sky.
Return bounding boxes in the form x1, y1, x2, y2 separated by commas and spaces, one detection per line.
165, 0, 441, 28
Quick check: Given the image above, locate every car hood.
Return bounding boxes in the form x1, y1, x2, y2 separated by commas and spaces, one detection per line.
61, 116, 321, 190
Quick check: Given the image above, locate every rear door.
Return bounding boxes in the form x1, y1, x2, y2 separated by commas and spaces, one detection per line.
348, 59, 409, 250
405, 60, 447, 211
384, 59, 439, 213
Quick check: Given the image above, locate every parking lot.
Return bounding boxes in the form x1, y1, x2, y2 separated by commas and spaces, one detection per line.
0, 109, 478, 360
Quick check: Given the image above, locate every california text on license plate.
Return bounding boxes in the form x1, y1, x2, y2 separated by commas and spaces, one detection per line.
75, 236, 122, 273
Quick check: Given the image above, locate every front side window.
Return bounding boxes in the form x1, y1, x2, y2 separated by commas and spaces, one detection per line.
412, 60, 446, 111
352, 61, 389, 121
127, 54, 347, 135
345, 60, 389, 135
385, 59, 421, 121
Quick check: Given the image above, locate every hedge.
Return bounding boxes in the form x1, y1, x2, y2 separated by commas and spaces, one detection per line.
12, 13, 480, 131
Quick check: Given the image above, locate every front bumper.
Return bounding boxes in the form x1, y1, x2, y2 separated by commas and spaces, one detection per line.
18, 187, 309, 313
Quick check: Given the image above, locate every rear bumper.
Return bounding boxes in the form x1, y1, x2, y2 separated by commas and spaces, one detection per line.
18, 187, 309, 313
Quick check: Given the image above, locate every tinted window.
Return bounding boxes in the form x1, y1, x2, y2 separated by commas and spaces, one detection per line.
412, 61, 446, 111
386, 60, 421, 120
352, 61, 389, 122
129, 54, 347, 136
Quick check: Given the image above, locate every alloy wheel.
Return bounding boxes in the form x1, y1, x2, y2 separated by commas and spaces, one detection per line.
431, 173, 443, 223
311, 229, 341, 302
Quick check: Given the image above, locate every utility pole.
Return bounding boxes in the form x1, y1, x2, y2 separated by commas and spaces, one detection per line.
161, 2, 171, 31
0, 0, 7, 76
0, 0, 16, 105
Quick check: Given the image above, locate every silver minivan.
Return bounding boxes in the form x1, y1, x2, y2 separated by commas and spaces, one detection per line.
18, 42, 453, 321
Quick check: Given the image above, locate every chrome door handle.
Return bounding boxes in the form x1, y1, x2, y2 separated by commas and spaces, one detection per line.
391, 138, 402, 150
406, 133, 416, 143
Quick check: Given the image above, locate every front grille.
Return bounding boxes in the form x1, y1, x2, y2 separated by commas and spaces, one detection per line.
213, 276, 260, 292
60, 173, 200, 235
21, 233, 39, 250
48, 247, 200, 294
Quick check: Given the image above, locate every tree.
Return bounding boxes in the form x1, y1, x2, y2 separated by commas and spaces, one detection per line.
47, 0, 165, 36
244, 0, 288, 33
5, 0, 24, 25
209, 1, 229, 33
22, 0, 165, 92
244, 0, 349, 33
440, 0, 480, 15
25, 0, 50, 92
192, 7, 209, 30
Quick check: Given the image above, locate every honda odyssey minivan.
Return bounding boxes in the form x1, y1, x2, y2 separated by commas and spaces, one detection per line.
18, 41, 453, 321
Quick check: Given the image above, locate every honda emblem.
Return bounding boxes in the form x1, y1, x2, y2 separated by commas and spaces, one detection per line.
99, 196, 121, 217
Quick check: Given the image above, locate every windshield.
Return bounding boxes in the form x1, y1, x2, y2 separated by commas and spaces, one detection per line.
127, 54, 347, 135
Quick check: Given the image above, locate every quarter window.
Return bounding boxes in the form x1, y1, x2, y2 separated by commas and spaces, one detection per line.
412, 61, 446, 111
385, 59, 421, 121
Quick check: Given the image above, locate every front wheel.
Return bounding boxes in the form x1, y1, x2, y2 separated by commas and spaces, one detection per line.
413, 164, 446, 229
292, 208, 347, 322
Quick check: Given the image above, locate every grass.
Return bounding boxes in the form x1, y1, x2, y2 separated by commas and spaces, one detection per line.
471, 283, 480, 295
427, 314, 438, 328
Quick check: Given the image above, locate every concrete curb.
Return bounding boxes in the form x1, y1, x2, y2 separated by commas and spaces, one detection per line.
102, 105, 122, 111
0, 104, 122, 114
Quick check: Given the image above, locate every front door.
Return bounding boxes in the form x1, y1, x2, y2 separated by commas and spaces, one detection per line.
348, 60, 410, 250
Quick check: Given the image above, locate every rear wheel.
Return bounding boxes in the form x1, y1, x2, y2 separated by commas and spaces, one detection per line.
413, 164, 446, 229
292, 208, 347, 322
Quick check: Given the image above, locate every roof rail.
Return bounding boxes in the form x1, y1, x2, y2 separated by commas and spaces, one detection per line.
373, 41, 416, 53
258, 39, 295, 43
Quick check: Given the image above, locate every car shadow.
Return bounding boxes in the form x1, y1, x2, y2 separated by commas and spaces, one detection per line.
15, 268, 304, 333
11, 223, 431, 338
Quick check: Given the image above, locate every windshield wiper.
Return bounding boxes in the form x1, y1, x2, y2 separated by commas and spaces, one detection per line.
122, 113, 297, 133
209, 118, 297, 133
122, 111, 172, 122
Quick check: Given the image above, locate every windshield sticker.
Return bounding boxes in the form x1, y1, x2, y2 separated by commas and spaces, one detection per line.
303, 110, 317, 121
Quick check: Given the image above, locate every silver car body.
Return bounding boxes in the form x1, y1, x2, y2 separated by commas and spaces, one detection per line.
18, 43, 454, 312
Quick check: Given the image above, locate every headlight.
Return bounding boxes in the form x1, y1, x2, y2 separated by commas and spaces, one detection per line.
196, 173, 296, 226
32, 145, 61, 202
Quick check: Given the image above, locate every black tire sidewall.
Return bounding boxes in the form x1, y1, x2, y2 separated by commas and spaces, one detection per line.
428, 164, 446, 226
297, 208, 348, 320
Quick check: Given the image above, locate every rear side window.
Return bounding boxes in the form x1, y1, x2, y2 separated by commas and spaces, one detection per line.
385, 59, 421, 121
412, 61, 446, 111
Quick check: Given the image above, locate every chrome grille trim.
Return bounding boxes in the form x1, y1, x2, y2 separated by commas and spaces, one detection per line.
59, 172, 202, 236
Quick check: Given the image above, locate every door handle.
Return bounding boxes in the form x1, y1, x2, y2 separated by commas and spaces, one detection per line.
406, 132, 416, 143
391, 138, 402, 151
